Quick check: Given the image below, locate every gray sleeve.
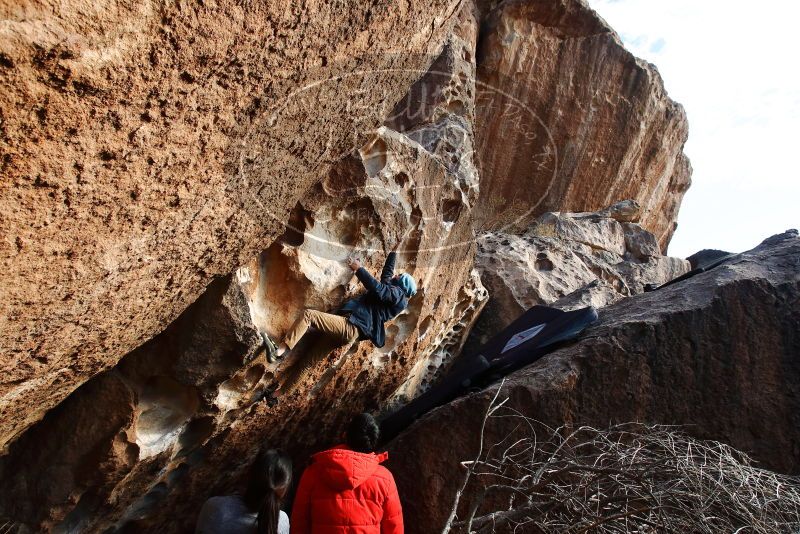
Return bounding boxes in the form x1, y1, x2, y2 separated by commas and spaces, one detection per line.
278, 510, 290, 534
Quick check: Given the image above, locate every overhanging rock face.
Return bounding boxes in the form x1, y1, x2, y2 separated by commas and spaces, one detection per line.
388, 231, 800, 532
0, 0, 464, 449
0, 4, 488, 528
0, 121, 490, 533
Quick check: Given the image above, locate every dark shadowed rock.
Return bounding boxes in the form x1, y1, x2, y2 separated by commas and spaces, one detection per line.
388, 231, 800, 533
686, 248, 735, 270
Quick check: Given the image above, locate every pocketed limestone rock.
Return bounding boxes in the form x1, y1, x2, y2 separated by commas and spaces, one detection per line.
0, 16, 488, 526
468, 204, 690, 346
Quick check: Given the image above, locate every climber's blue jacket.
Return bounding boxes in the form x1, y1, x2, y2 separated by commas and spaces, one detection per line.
339, 252, 408, 348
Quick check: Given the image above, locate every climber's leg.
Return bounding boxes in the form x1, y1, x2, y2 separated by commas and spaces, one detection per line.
278, 315, 359, 396
283, 308, 354, 350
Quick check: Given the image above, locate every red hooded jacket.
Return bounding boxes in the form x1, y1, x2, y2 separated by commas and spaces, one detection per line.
291, 445, 403, 534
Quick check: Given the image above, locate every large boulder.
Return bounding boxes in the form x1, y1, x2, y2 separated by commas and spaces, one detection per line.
0, 0, 702, 530
0, 6, 489, 529
468, 201, 690, 346
0, 0, 464, 449
388, 230, 800, 532
473, 0, 691, 249
0, 126, 489, 532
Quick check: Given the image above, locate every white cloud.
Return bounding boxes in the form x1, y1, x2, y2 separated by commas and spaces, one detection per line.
587, 0, 800, 256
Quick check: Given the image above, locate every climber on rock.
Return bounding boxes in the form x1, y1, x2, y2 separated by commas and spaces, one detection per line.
263, 244, 417, 398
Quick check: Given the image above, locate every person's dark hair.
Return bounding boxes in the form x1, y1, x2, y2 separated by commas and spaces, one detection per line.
346, 413, 380, 453
244, 449, 292, 534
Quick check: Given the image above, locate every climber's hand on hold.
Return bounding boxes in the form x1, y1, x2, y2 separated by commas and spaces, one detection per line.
347, 258, 361, 271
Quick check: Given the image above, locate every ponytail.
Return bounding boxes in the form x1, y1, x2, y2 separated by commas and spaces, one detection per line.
245, 449, 292, 534
256, 491, 282, 534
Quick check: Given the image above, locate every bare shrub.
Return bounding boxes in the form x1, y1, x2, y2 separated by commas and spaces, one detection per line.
444, 388, 800, 533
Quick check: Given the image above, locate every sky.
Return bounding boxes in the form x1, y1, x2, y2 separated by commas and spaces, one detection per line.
587, 0, 800, 257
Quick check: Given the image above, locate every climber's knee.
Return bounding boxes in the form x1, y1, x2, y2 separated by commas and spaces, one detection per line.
345, 323, 360, 345
301, 308, 321, 325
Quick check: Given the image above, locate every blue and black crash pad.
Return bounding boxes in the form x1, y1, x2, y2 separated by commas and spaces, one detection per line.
380, 305, 598, 442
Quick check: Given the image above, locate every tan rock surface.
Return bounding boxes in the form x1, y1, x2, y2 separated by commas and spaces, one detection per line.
0, 10, 488, 527
474, 0, 691, 249
0, 0, 465, 448
0, 0, 705, 530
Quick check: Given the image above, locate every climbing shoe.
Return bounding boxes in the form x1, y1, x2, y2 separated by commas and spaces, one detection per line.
261, 332, 280, 363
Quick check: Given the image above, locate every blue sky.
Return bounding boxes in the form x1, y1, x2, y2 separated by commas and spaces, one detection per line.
587, 0, 800, 257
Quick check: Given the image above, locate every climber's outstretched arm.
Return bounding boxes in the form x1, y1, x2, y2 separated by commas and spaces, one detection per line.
379, 251, 397, 284
348, 254, 400, 304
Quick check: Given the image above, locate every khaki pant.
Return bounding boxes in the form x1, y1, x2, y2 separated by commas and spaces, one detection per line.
281, 309, 359, 394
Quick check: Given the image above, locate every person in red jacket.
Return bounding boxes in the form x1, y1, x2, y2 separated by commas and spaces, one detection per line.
291, 413, 403, 534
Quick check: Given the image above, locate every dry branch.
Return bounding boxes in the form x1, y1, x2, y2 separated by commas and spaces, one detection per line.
446, 395, 800, 533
